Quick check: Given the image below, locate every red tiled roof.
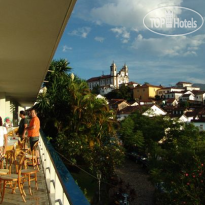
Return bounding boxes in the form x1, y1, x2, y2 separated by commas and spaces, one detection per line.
159, 87, 172, 89
182, 94, 192, 97
192, 90, 205, 95
109, 99, 126, 106
163, 106, 185, 112
166, 91, 184, 94
118, 106, 140, 114
192, 118, 205, 122
166, 98, 176, 103
176, 81, 192, 85
87, 75, 111, 82
184, 111, 197, 117
135, 83, 162, 88
127, 81, 139, 84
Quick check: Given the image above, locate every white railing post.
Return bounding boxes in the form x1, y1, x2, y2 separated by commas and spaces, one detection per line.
39, 132, 89, 205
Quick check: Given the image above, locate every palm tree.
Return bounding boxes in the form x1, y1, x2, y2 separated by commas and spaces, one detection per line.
35, 59, 124, 179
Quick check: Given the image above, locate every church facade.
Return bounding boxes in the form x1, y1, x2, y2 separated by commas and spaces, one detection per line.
87, 62, 129, 95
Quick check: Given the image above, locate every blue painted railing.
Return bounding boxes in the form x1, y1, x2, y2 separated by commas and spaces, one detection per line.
39, 130, 90, 205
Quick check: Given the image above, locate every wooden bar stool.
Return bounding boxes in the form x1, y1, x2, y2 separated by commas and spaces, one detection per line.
0, 151, 26, 203
21, 168, 38, 195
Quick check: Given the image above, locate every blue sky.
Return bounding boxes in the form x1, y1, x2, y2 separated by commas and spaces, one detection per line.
54, 0, 205, 86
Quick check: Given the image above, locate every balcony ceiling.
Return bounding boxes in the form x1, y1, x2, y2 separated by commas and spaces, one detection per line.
0, 0, 77, 107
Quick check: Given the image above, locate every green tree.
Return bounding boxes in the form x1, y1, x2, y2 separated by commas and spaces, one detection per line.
120, 117, 144, 151
35, 59, 124, 180
91, 85, 100, 94
149, 122, 205, 205
120, 110, 167, 154
105, 84, 132, 101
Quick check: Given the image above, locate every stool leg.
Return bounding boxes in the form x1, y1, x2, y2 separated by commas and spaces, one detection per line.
0, 180, 6, 204
28, 174, 32, 195
35, 173, 38, 190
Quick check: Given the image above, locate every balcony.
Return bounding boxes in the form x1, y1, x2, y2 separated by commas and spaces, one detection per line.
0, 1, 91, 204
2, 130, 90, 205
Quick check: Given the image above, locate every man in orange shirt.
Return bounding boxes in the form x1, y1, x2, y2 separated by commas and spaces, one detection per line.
26, 109, 40, 150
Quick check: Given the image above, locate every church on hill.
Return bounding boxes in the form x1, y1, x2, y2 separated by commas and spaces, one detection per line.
87, 62, 129, 95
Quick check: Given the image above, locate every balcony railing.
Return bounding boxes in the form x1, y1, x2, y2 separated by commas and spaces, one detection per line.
39, 130, 90, 205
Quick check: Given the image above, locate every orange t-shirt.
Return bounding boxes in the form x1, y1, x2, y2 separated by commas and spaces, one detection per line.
28, 116, 40, 137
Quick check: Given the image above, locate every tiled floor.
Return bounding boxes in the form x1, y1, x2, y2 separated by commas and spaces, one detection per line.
0, 163, 50, 205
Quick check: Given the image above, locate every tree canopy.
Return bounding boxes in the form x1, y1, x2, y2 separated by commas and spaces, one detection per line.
35, 59, 124, 180
120, 110, 205, 204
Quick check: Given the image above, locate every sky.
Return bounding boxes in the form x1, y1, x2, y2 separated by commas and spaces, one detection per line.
54, 0, 205, 87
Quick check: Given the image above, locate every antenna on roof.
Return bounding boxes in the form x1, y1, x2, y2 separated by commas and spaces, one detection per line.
102, 71, 104, 76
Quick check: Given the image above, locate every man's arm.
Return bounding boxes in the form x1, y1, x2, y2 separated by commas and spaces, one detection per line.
22, 123, 28, 138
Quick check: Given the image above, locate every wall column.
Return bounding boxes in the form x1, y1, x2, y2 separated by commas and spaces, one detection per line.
0, 93, 6, 122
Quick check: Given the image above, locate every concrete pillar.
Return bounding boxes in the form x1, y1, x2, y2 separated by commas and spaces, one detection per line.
0, 93, 6, 122
5, 100, 12, 121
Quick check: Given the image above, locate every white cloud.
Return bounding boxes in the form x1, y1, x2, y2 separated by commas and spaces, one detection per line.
68, 27, 91, 38
186, 77, 205, 84
62, 45, 72, 52
94, 36, 105, 43
110, 27, 130, 43
132, 34, 205, 57
129, 60, 204, 85
90, 0, 183, 30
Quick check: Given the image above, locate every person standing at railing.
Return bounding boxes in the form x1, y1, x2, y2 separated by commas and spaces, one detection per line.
17, 111, 28, 141
0, 117, 7, 168
26, 108, 40, 151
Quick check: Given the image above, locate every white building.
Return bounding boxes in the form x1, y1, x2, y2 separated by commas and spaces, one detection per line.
165, 92, 183, 100
180, 93, 195, 101
157, 87, 184, 98
142, 105, 167, 117
193, 91, 205, 103
176, 81, 200, 91
87, 62, 129, 93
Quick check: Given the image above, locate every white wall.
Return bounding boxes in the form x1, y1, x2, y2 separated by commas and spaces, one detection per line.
0, 93, 6, 121
192, 122, 205, 131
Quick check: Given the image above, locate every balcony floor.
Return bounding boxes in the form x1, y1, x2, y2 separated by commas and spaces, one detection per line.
1, 162, 50, 205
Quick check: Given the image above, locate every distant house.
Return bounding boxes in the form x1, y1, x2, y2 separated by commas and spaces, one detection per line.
117, 104, 167, 120
99, 85, 114, 95
191, 108, 205, 131
165, 92, 183, 101
117, 105, 139, 121
192, 90, 205, 103
176, 81, 200, 91
176, 82, 193, 88
164, 106, 185, 118
142, 104, 167, 117
180, 93, 195, 101
166, 98, 178, 106
133, 83, 162, 101
108, 99, 130, 111
87, 62, 129, 93
125, 81, 139, 88
139, 99, 155, 105
179, 111, 198, 122
157, 87, 184, 98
